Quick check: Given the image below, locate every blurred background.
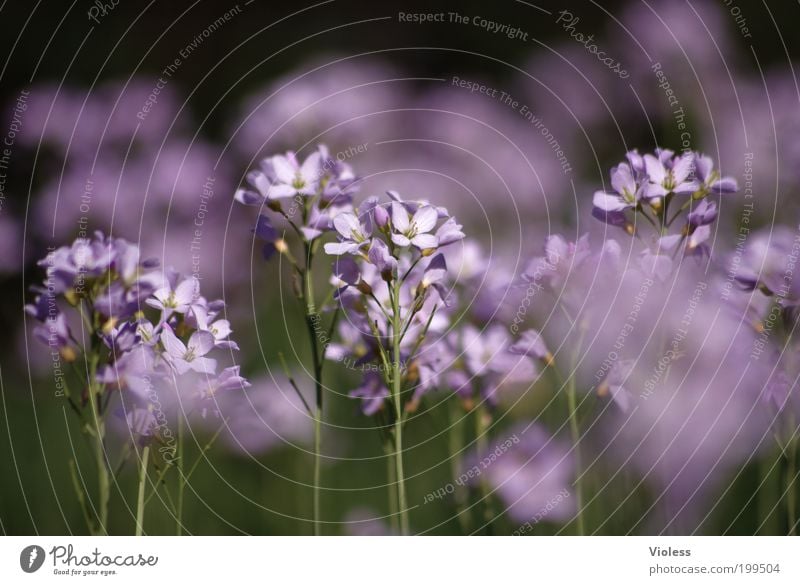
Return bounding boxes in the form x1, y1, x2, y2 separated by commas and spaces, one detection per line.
1, 0, 799, 535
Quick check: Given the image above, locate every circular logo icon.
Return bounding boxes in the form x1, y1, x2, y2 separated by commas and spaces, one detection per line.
20, 545, 46, 573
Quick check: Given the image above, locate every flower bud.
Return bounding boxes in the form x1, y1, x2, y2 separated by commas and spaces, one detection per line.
267, 200, 283, 212
374, 204, 389, 228
101, 317, 118, 335
60, 346, 77, 363
597, 381, 609, 398
357, 280, 373, 295
64, 289, 80, 306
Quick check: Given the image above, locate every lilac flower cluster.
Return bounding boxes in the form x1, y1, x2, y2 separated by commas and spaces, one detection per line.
235, 145, 360, 257
323, 190, 465, 414
593, 148, 737, 260
26, 232, 249, 442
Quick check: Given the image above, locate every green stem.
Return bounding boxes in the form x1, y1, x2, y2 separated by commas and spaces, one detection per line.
785, 437, 797, 536
68, 459, 94, 534
87, 376, 109, 535
448, 401, 470, 534
176, 414, 184, 536
566, 376, 584, 536
313, 406, 322, 536
135, 445, 150, 536
474, 405, 495, 534
391, 281, 410, 535
302, 246, 324, 536
384, 440, 399, 534
563, 313, 586, 536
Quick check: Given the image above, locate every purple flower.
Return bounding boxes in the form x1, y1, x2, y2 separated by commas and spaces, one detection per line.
478, 424, 574, 524
695, 154, 738, 195
625, 149, 646, 176
33, 312, 74, 354
317, 144, 360, 204
509, 329, 552, 364
763, 371, 792, 413
731, 227, 800, 302
202, 316, 237, 350
126, 407, 156, 439
350, 372, 390, 415
360, 196, 389, 230
331, 256, 361, 292
25, 287, 53, 322
390, 202, 439, 250
367, 238, 398, 280
324, 211, 372, 255
435, 217, 465, 247
463, 325, 528, 378
214, 374, 312, 455
42, 234, 114, 293
598, 359, 635, 412
522, 234, 591, 289
160, 324, 217, 375
253, 214, 278, 260
687, 199, 718, 227
235, 149, 322, 203
97, 344, 162, 399
643, 152, 699, 198
592, 163, 644, 213
420, 254, 449, 301
146, 276, 198, 318
102, 321, 141, 354
198, 366, 251, 398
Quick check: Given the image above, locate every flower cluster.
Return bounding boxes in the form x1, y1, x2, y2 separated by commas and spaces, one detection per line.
235, 145, 360, 256
323, 191, 465, 414
592, 148, 737, 259
26, 232, 249, 443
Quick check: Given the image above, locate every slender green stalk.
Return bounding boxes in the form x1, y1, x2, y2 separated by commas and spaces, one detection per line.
176, 414, 184, 536
68, 459, 94, 534
313, 408, 322, 536
448, 401, 470, 534
302, 246, 324, 536
87, 376, 109, 535
384, 440, 399, 534
79, 301, 110, 535
566, 377, 584, 536
474, 405, 496, 534
135, 445, 150, 536
784, 436, 797, 535
390, 282, 410, 535
563, 316, 587, 536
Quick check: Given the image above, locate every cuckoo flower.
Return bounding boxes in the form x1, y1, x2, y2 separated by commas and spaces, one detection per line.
28, 232, 249, 536
592, 162, 645, 214
597, 359, 635, 412
390, 202, 440, 250
694, 154, 738, 197
235, 149, 322, 202
509, 329, 553, 365
324, 211, 373, 255
350, 372, 391, 416
643, 151, 699, 198
160, 324, 217, 375
146, 275, 199, 319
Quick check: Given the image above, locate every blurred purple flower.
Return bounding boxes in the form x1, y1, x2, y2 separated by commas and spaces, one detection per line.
350, 372, 390, 416
160, 324, 217, 375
